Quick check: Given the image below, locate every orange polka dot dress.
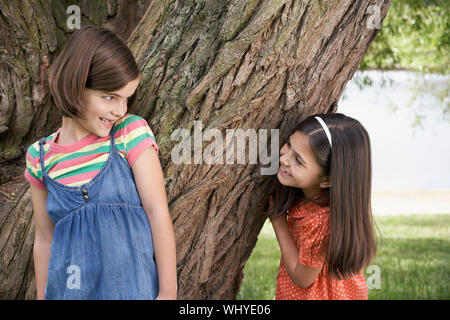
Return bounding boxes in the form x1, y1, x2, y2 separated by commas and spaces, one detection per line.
275, 193, 368, 300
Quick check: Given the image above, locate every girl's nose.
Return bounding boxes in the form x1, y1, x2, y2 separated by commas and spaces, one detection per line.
113, 100, 127, 118
279, 154, 289, 167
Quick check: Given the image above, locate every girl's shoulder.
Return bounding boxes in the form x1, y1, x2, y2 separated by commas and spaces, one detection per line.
289, 198, 330, 237
115, 113, 140, 124
114, 113, 151, 131
113, 113, 157, 143
288, 195, 330, 219
113, 113, 159, 165
26, 129, 59, 157
24, 130, 59, 191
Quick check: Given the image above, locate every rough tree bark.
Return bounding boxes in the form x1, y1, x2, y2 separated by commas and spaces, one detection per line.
0, 0, 390, 299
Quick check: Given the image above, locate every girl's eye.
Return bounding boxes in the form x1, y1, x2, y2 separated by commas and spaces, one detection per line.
296, 157, 303, 165
104, 96, 114, 101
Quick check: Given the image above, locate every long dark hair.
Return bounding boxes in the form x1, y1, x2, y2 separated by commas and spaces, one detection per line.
48, 26, 140, 119
267, 113, 377, 280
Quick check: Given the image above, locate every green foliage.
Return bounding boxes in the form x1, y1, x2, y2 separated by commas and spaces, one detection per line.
361, 0, 449, 74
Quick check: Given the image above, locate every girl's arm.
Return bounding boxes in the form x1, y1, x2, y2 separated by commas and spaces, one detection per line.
30, 184, 54, 299
131, 146, 177, 300
271, 214, 321, 288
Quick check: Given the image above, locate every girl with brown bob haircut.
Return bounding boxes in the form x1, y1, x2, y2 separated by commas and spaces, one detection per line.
25, 26, 177, 300
267, 113, 377, 300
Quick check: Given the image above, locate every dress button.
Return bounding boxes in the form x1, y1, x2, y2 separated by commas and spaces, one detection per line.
82, 189, 88, 194
83, 195, 89, 200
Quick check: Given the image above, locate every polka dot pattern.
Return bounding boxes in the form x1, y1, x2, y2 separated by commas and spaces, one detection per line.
275, 195, 368, 300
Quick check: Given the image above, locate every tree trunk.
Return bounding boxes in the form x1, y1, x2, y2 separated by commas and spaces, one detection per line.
0, 0, 391, 299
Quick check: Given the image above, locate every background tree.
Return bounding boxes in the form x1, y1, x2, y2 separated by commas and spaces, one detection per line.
361, 0, 449, 74
355, 0, 449, 126
0, 0, 391, 299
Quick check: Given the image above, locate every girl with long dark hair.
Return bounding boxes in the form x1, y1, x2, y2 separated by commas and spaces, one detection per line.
268, 113, 377, 299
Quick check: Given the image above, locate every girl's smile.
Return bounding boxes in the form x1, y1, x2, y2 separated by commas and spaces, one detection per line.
278, 165, 291, 177
99, 117, 116, 127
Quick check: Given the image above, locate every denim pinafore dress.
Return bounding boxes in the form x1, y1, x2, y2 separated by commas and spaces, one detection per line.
38, 125, 159, 299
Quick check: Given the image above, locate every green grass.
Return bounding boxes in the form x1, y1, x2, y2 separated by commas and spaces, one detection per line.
237, 214, 450, 300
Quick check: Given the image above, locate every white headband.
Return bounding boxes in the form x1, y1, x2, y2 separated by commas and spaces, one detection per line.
314, 116, 332, 148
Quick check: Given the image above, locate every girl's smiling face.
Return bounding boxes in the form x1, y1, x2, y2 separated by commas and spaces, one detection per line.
75, 76, 141, 138
277, 131, 331, 199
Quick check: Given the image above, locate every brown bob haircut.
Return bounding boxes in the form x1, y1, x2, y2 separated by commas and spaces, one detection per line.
48, 26, 140, 119
267, 113, 378, 280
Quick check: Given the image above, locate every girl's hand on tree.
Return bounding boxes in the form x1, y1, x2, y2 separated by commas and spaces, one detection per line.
268, 196, 289, 229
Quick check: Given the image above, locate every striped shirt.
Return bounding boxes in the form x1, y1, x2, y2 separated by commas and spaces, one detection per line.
24, 114, 159, 191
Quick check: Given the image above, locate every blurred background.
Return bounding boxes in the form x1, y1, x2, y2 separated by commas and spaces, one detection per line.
239, 0, 450, 300
340, 0, 449, 215
340, 70, 450, 215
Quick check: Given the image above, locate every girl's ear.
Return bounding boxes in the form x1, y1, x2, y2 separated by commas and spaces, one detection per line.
319, 175, 331, 189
